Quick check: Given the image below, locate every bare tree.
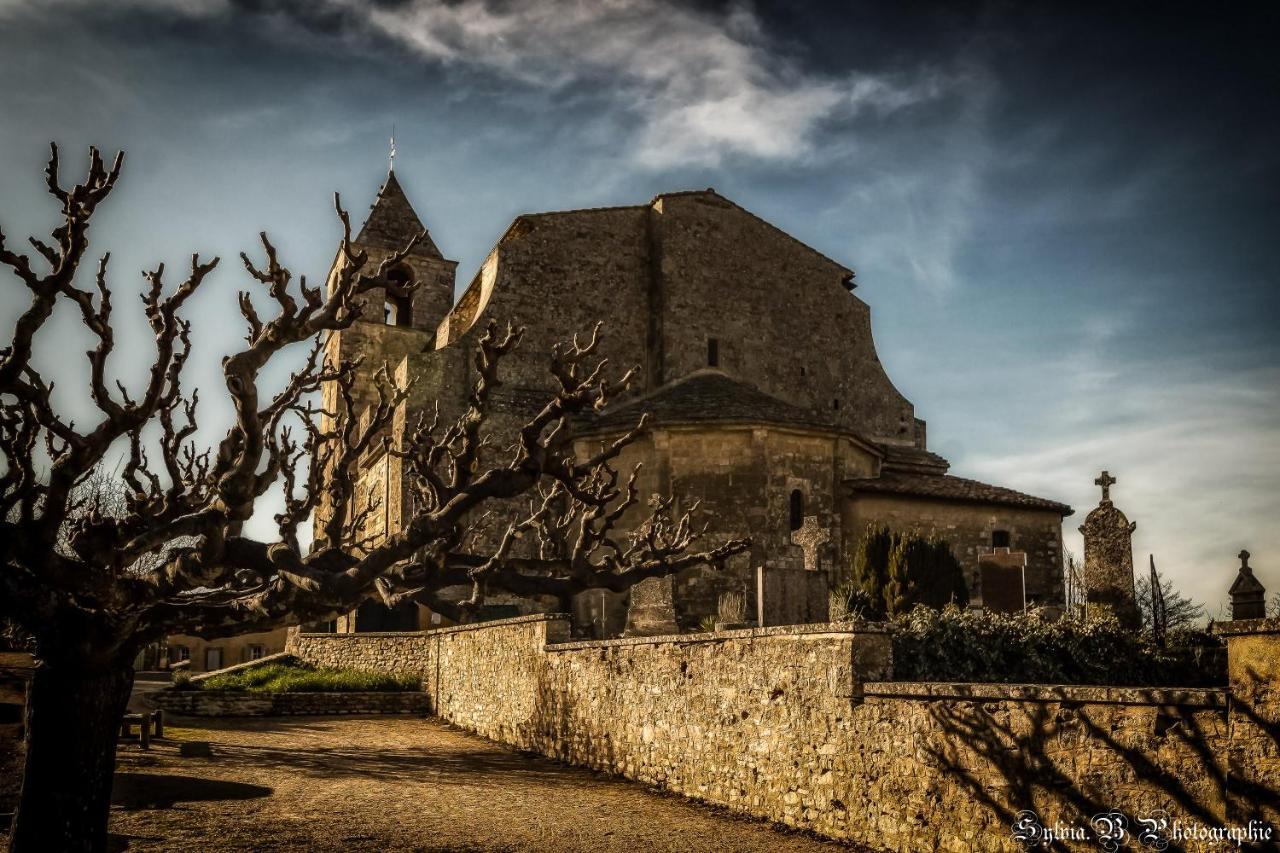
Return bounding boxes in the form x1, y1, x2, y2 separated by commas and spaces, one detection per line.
0, 146, 748, 852
1135, 565, 1206, 632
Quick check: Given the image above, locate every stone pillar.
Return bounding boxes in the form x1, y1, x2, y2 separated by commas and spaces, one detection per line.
1215, 617, 1280, 831
1078, 470, 1141, 629
1229, 550, 1268, 620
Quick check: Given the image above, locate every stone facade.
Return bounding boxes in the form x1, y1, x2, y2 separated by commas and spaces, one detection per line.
318, 176, 1074, 634
289, 615, 1279, 851
842, 494, 1066, 609
164, 627, 290, 673
152, 689, 428, 717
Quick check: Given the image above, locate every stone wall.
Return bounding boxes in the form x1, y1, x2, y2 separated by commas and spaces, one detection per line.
289, 615, 1279, 850
0, 653, 33, 816
153, 690, 428, 717
1218, 618, 1280, 830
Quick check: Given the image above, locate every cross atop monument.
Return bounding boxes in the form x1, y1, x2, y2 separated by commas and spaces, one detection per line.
791, 516, 830, 571
1239, 549, 1252, 572
1095, 470, 1117, 503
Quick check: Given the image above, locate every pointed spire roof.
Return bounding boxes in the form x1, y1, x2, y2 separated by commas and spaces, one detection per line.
355, 171, 443, 259
1229, 550, 1266, 596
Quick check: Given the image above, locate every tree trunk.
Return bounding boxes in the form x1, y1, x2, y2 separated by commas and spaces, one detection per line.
8, 654, 135, 853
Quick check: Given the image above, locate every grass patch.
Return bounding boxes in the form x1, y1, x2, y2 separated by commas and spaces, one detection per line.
194, 661, 420, 693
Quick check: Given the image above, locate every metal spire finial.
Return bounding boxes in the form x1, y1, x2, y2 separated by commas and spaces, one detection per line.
388, 123, 396, 174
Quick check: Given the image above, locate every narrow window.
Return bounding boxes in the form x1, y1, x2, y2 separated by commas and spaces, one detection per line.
707, 337, 719, 367
385, 265, 414, 327
992, 530, 1011, 548
789, 489, 804, 531
832, 398, 840, 410
800, 366, 806, 377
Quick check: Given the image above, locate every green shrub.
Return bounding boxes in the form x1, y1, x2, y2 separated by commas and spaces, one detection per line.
889, 605, 1225, 687
846, 527, 968, 619
196, 661, 420, 693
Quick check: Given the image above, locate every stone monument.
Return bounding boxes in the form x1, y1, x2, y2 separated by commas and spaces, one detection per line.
1228, 550, 1267, 620
1079, 470, 1141, 629
623, 576, 680, 636
790, 516, 830, 571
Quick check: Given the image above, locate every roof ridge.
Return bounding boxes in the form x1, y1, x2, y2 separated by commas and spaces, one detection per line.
847, 469, 1073, 515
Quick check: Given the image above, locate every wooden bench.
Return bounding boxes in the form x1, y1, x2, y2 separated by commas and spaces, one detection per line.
120, 710, 164, 750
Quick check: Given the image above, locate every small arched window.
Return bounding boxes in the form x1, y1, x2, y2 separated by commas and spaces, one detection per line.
789, 489, 804, 532
384, 265, 414, 327
707, 337, 719, 367
992, 530, 1011, 548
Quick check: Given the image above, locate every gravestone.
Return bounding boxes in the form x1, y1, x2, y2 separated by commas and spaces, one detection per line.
1229, 550, 1267, 620
623, 575, 680, 636
755, 566, 829, 627
1079, 470, 1141, 629
977, 549, 1027, 614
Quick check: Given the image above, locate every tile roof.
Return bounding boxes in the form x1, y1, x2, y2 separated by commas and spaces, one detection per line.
878, 443, 950, 474
846, 470, 1073, 515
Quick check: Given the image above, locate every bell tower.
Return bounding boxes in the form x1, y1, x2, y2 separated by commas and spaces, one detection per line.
321, 170, 458, 417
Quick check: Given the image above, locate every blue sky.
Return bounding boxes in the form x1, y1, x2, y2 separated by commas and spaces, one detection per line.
1, 0, 1276, 615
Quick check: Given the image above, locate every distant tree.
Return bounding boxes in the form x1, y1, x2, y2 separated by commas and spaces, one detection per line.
0, 145, 749, 852
1270, 591, 1280, 619
848, 526, 968, 619
1135, 571, 1206, 632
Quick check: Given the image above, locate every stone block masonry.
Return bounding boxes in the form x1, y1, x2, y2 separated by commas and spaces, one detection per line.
288, 617, 1280, 851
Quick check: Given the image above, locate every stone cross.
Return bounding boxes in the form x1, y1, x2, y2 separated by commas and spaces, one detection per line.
791, 516, 830, 571
1095, 470, 1117, 503
1240, 549, 1251, 569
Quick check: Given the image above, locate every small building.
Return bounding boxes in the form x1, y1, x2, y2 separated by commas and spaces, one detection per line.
163, 628, 290, 673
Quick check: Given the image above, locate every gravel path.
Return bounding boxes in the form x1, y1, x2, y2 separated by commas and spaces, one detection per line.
107, 715, 855, 852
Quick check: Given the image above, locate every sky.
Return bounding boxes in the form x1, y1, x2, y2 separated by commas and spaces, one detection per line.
1, 0, 1277, 616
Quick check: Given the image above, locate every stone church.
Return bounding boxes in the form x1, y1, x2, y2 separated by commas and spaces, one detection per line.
319, 169, 1072, 636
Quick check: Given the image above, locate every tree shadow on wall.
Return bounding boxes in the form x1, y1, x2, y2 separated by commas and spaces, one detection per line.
1225, 669, 1280, 820
921, 698, 1229, 852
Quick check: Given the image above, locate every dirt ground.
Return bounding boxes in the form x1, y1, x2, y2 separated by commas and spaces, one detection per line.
105, 715, 856, 852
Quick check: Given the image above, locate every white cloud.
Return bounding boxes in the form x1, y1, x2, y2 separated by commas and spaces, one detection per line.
959, 362, 1280, 619
0, 0, 948, 170
350, 0, 950, 169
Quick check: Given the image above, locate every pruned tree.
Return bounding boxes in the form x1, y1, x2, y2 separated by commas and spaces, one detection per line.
0, 145, 749, 852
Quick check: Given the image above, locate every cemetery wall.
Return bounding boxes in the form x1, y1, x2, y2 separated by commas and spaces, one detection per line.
288, 616, 1279, 851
